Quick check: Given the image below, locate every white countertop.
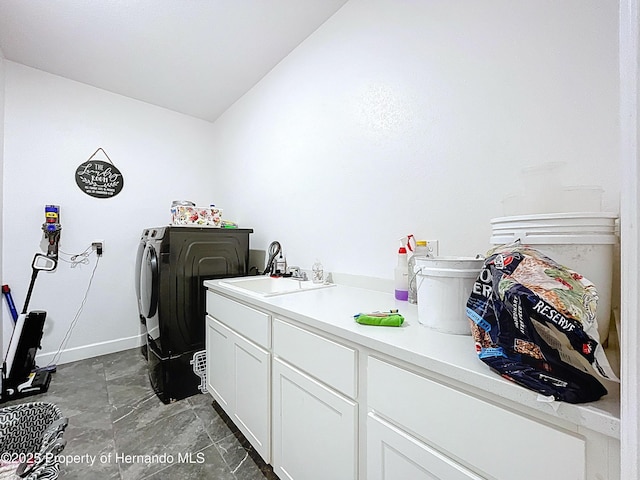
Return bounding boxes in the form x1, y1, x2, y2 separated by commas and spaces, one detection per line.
204, 277, 620, 440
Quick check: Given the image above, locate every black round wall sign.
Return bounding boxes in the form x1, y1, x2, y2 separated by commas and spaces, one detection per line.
75, 160, 124, 198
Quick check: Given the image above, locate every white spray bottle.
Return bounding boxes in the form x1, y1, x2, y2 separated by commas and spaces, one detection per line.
394, 236, 412, 301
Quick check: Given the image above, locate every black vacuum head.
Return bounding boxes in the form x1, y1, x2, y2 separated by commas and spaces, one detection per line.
6, 310, 47, 389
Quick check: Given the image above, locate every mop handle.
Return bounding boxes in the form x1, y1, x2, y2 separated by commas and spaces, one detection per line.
21, 270, 39, 315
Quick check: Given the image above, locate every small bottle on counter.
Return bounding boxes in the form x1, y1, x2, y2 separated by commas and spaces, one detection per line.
408, 240, 431, 304
312, 261, 324, 284
394, 247, 409, 301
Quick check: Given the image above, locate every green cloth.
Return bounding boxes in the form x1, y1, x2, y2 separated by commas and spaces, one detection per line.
354, 313, 404, 327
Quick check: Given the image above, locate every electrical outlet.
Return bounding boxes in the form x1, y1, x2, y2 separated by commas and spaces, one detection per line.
92, 240, 104, 256
426, 240, 439, 257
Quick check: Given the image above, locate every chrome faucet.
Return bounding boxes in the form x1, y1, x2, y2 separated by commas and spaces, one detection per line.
289, 266, 308, 281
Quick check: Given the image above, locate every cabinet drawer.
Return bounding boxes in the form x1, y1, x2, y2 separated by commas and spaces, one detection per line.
368, 357, 586, 480
206, 290, 270, 347
273, 318, 357, 398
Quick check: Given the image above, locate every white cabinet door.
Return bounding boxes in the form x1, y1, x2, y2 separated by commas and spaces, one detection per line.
206, 314, 271, 462
272, 357, 357, 480
232, 329, 271, 462
367, 413, 483, 480
206, 315, 233, 411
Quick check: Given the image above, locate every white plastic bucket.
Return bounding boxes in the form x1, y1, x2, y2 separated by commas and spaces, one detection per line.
415, 257, 484, 335
490, 212, 618, 343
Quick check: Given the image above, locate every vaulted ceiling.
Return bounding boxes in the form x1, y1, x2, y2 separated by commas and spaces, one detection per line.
0, 0, 348, 122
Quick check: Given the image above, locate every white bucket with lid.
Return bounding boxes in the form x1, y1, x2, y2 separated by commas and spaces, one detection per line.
415, 256, 484, 335
490, 212, 618, 343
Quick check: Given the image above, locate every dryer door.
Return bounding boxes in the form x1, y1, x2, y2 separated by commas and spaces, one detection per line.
134, 233, 147, 320
140, 242, 160, 340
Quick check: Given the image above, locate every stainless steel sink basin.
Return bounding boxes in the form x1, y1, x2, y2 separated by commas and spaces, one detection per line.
218, 276, 335, 297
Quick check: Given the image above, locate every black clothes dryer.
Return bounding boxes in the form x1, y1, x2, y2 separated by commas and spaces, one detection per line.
138, 226, 252, 403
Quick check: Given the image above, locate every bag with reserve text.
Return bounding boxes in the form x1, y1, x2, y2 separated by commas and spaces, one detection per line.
466, 242, 618, 404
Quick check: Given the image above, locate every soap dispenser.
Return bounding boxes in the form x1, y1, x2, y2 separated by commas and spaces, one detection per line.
312, 260, 324, 284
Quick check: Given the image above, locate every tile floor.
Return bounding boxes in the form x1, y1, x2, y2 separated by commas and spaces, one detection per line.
2, 348, 277, 479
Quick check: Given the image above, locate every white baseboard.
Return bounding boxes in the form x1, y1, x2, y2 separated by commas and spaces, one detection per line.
37, 334, 145, 366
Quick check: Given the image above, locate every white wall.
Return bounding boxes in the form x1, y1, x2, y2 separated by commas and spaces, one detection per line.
2, 62, 217, 364
210, 0, 620, 280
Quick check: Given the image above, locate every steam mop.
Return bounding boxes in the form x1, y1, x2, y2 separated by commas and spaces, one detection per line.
1, 205, 61, 401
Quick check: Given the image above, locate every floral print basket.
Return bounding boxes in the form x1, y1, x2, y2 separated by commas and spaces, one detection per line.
170, 205, 223, 227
